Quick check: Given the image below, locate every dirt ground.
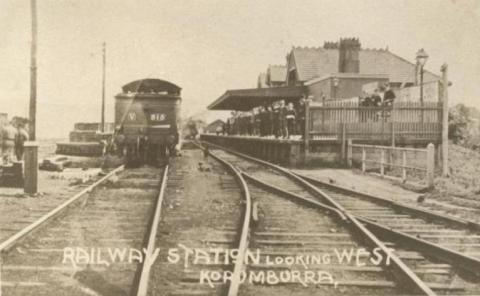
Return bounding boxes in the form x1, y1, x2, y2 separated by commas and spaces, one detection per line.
148, 149, 243, 296
294, 168, 420, 203
0, 139, 120, 243
295, 143, 480, 223
420, 144, 480, 222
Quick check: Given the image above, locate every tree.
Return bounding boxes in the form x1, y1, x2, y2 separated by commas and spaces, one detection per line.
449, 104, 470, 144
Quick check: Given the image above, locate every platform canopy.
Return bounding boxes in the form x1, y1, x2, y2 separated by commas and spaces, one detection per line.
208, 86, 306, 111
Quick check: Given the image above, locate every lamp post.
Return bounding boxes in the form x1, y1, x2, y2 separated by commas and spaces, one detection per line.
101, 42, 106, 133
416, 49, 428, 123
332, 77, 339, 99
416, 49, 429, 103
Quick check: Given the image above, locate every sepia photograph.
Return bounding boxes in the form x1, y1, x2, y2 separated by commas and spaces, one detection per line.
1, 0, 480, 295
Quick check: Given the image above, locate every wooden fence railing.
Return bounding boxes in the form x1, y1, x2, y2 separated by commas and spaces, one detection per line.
307, 101, 443, 142
347, 141, 435, 187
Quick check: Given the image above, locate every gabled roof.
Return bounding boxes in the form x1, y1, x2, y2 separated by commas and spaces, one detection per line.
288, 47, 440, 84
267, 65, 287, 83
207, 119, 225, 128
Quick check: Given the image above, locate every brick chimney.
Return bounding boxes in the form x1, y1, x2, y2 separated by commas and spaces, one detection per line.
338, 38, 361, 73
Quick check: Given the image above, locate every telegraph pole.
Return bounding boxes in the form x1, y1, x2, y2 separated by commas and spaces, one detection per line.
441, 64, 449, 177
25, 0, 39, 194
101, 42, 106, 132
29, 0, 37, 140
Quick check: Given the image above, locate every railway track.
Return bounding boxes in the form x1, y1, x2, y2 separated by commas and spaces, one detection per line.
0, 170, 105, 245
4, 143, 479, 295
0, 165, 167, 296
296, 173, 480, 292
202, 141, 480, 295
189, 143, 408, 295
240, 177, 399, 295
142, 148, 248, 296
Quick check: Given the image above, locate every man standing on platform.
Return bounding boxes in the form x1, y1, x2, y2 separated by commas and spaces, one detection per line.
115, 127, 126, 157
372, 88, 382, 106
225, 118, 231, 135
2, 121, 17, 164
278, 100, 287, 138
286, 102, 296, 139
232, 111, 238, 135
100, 139, 108, 157
372, 88, 383, 121
272, 102, 280, 138
254, 108, 261, 136
14, 123, 29, 161
297, 97, 306, 139
248, 111, 255, 135
383, 83, 396, 120
267, 105, 274, 137
138, 134, 148, 165
383, 84, 396, 106
258, 106, 265, 136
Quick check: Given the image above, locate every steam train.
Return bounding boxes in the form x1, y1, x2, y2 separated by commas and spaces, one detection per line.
115, 78, 181, 166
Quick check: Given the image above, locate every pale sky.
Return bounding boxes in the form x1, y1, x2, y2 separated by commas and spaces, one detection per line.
1, 0, 479, 138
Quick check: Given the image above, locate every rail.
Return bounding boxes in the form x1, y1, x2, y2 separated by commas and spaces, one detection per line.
202, 140, 436, 296
0, 165, 124, 253
202, 141, 480, 293
135, 165, 169, 296
295, 172, 480, 276
347, 141, 435, 187
242, 172, 347, 221
193, 141, 252, 296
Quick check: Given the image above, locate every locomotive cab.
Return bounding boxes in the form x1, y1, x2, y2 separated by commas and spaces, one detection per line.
115, 78, 181, 167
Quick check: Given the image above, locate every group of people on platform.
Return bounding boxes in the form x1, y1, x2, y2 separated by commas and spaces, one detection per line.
223, 98, 308, 139
360, 84, 396, 108
220, 84, 397, 139
1, 121, 29, 165
358, 84, 397, 121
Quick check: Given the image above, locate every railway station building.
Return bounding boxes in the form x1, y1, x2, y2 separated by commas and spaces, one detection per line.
258, 65, 287, 88
205, 119, 226, 134
203, 38, 447, 168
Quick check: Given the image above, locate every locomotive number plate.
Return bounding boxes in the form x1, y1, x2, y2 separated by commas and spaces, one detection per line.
150, 113, 166, 121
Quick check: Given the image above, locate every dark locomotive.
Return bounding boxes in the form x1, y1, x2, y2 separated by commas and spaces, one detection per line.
114, 78, 181, 166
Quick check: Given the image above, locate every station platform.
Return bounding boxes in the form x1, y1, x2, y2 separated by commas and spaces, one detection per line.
56, 142, 103, 156
200, 134, 306, 167
201, 133, 442, 169
200, 134, 352, 167
199, 134, 421, 200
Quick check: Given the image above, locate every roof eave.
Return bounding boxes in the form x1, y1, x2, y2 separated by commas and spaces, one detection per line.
207, 92, 230, 110
208, 86, 306, 111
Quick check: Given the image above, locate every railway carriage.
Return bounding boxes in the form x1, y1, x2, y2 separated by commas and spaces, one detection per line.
115, 78, 181, 166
